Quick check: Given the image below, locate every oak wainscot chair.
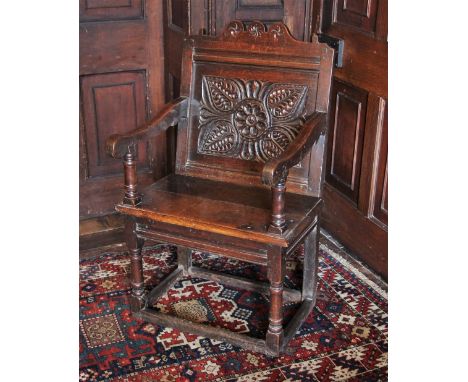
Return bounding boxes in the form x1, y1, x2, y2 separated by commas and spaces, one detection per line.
106, 20, 334, 357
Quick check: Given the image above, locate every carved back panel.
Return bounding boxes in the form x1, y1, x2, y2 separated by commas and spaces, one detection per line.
198, 76, 307, 162
175, 21, 334, 196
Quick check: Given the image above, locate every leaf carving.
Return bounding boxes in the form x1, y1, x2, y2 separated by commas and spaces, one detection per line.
267, 84, 307, 120
199, 121, 237, 154
259, 129, 295, 161
260, 139, 283, 161
204, 76, 241, 112
270, 130, 292, 149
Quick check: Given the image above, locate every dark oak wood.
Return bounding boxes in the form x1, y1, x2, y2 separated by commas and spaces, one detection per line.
266, 247, 285, 353
106, 21, 333, 356
146, 268, 184, 307
177, 246, 192, 274
189, 265, 302, 303
79, 214, 125, 252
125, 218, 145, 312
82, 0, 387, 280
80, 1, 166, 219
283, 299, 314, 350
303, 220, 319, 302
136, 308, 269, 355
116, 174, 322, 247
320, 0, 388, 278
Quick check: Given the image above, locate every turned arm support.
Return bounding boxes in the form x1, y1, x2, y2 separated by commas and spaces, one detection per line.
105, 97, 188, 206
261, 112, 327, 234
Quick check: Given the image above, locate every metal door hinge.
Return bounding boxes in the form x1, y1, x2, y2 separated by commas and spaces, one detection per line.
318, 34, 344, 68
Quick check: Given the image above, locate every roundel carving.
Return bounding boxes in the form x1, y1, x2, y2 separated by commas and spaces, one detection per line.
234, 99, 269, 140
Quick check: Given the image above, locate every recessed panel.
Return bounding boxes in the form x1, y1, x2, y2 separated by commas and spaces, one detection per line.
169, 0, 189, 32
81, 71, 147, 178
334, 0, 378, 34
235, 0, 284, 21
326, 80, 368, 204
79, 0, 143, 22
238, 0, 283, 7
344, 0, 370, 16
372, 100, 388, 225
182, 62, 320, 187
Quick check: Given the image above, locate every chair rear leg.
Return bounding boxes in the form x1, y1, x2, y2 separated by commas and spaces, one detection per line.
125, 218, 146, 312
266, 248, 285, 355
302, 219, 319, 304
178, 246, 192, 275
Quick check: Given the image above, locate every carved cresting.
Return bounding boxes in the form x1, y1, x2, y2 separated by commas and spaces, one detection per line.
198, 76, 308, 162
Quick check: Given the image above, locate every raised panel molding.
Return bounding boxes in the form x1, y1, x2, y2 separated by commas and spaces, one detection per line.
326, 80, 368, 205
380, 164, 388, 212
238, 0, 282, 6
333, 0, 378, 34
168, 0, 189, 33
86, 0, 131, 8
235, 0, 284, 22
81, 71, 148, 178
371, 99, 387, 226
79, 0, 143, 22
343, 0, 370, 16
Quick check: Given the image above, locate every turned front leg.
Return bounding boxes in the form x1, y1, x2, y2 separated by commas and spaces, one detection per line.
123, 151, 141, 206
125, 219, 146, 312
266, 248, 285, 355
268, 169, 288, 234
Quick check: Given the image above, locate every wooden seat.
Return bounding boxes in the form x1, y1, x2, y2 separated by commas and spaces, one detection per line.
106, 20, 334, 356
118, 174, 321, 247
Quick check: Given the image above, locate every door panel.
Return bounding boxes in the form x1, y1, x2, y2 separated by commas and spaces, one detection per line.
327, 80, 368, 205
80, 1, 166, 219
334, 0, 378, 34
79, 0, 144, 22
321, 0, 388, 277
80, 71, 148, 177
369, 99, 388, 226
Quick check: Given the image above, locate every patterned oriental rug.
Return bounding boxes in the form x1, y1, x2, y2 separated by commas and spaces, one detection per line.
79, 238, 388, 382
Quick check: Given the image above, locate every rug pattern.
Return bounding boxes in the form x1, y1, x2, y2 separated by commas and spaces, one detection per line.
79, 240, 388, 381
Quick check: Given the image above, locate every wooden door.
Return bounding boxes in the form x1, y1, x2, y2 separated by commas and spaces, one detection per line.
162, 0, 207, 171
319, 0, 388, 278
79, 1, 166, 220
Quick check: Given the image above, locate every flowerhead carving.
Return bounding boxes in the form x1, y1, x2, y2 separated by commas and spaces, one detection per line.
247, 21, 266, 38
270, 23, 286, 40
235, 100, 268, 140
198, 76, 307, 162
224, 21, 244, 39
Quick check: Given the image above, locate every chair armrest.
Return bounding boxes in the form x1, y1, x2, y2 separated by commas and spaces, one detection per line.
262, 112, 327, 186
106, 97, 188, 159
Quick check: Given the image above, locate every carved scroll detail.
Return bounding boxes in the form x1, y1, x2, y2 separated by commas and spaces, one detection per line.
198, 76, 308, 162
222, 21, 298, 45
